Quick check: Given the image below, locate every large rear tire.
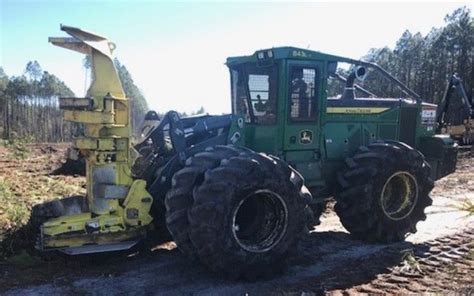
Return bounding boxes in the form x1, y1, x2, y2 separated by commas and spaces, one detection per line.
335, 141, 434, 242
187, 150, 308, 279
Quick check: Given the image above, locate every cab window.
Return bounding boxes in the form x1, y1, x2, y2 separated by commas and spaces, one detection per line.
289, 66, 319, 121
230, 64, 278, 124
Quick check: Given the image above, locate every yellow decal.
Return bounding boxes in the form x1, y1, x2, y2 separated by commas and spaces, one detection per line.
327, 107, 389, 114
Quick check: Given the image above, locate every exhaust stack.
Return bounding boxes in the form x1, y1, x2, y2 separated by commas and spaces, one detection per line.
341, 66, 366, 100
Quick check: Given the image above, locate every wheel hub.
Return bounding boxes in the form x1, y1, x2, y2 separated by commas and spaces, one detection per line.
232, 189, 288, 253
381, 171, 419, 220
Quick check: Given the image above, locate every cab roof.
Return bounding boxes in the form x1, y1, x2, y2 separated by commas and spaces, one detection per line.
226, 46, 361, 66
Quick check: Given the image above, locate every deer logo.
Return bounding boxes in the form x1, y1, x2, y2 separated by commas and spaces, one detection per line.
300, 130, 313, 144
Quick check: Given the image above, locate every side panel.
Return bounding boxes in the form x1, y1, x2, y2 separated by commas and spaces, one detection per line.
243, 125, 281, 155
310, 108, 400, 190
323, 108, 400, 160
323, 123, 362, 159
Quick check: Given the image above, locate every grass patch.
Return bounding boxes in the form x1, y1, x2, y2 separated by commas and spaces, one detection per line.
400, 248, 422, 274
0, 178, 31, 258
452, 199, 474, 216
10, 143, 29, 160
0, 178, 29, 232
2, 134, 32, 159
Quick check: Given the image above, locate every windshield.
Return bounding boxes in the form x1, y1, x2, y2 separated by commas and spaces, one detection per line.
230, 63, 278, 124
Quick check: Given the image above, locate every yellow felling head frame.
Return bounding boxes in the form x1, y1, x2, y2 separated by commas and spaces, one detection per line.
40, 25, 153, 254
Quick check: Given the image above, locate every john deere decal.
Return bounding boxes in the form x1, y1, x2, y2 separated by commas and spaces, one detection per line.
300, 130, 313, 144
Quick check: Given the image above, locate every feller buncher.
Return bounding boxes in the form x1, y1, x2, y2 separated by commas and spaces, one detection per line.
31, 25, 458, 279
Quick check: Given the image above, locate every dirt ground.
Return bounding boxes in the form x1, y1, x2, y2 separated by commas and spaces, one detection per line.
0, 144, 472, 295
0, 143, 85, 242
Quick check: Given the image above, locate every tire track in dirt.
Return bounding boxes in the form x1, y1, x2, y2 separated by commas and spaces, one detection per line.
280, 228, 474, 294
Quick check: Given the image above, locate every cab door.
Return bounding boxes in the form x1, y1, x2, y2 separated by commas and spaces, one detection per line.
283, 60, 323, 152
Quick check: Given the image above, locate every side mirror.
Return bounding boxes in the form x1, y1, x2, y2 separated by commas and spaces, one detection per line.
355, 66, 367, 81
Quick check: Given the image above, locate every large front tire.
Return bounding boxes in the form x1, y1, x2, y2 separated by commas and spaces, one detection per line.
187, 152, 307, 279
165, 146, 244, 257
335, 141, 434, 242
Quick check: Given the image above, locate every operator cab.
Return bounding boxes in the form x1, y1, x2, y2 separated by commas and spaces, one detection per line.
228, 48, 414, 125
226, 47, 431, 165
228, 50, 321, 125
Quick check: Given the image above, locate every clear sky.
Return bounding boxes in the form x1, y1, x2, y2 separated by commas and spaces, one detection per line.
1, 0, 471, 114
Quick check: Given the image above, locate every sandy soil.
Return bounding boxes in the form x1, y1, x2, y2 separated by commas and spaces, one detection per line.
0, 145, 472, 295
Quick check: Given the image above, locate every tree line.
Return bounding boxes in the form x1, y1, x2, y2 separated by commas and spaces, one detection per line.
0, 59, 151, 142
0, 61, 76, 142
0, 57, 206, 143
113, 58, 150, 134
330, 6, 473, 104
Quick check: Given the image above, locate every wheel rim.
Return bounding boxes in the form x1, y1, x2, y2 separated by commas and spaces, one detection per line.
232, 189, 288, 253
380, 171, 418, 221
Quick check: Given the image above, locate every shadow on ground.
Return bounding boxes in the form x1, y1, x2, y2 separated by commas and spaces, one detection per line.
1, 229, 433, 295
